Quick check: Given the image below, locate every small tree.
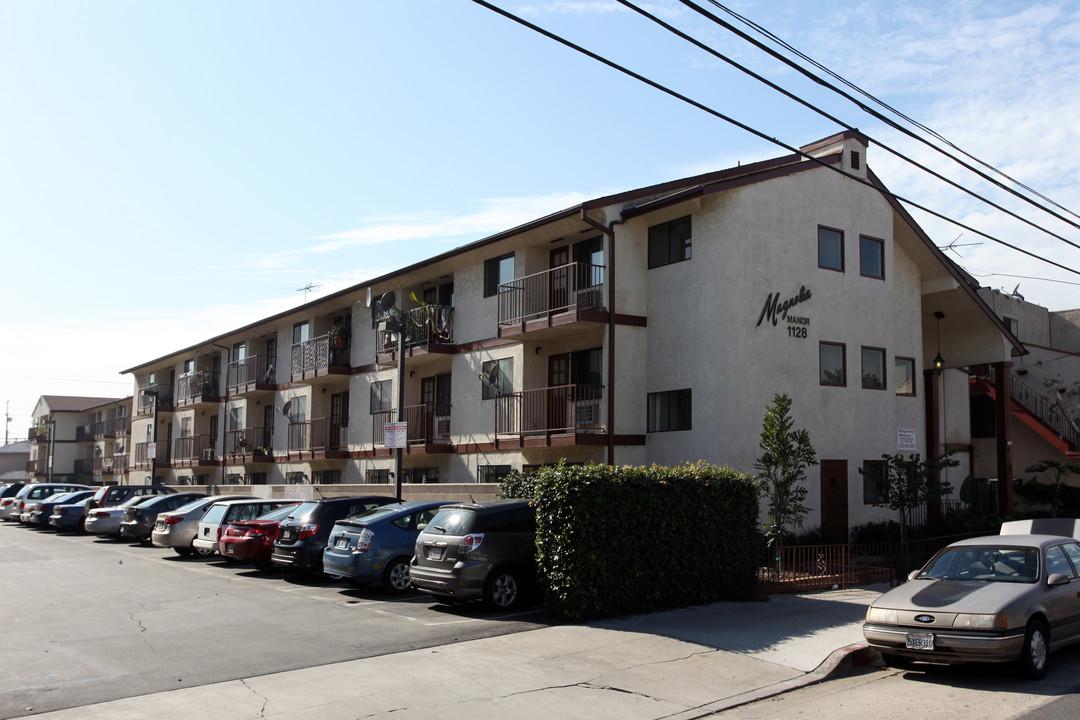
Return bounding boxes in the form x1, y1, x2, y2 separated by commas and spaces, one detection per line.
1025, 459, 1080, 518
755, 393, 817, 553
862, 452, 959, 545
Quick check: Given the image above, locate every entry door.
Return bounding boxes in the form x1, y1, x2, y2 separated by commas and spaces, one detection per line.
330, 391, 349, 449
820, 460, 849, 542
549, 246, 570, 312
548, 355, 570, 432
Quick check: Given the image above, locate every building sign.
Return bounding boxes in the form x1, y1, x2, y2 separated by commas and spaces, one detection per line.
756, 285, 812, 338
147, 442, 157, 460
897, 427, 917, 452
385, 422, 408, 449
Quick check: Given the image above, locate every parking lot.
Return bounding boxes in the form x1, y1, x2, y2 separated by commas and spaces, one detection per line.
0, 520, 551, 718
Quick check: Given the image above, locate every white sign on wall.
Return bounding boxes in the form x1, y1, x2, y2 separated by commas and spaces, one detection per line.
897, 427, 917, 452
147, 442, 157, 460
385, 422, 408, 449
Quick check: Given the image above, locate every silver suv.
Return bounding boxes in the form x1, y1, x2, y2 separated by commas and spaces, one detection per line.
410, 499, 537, 610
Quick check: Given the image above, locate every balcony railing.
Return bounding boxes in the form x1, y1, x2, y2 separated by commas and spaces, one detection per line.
26, 459, 46, 476
290, 335, 351, 381
172, 434, 217, 467
376, 305, 454, 357
91, 455, 128, 475
227, 354, 276, 394
74, 458, 94, 475
137, 384, 174, 415
76, 424, 93, 442
288, 417, 347, 455
495, 384, 604, 438
134, 441, 170, 469
225, 427, 274, 460
497, 263, 604, 329
372, 404, 452, 447
28, 426, 48, 444
175, 370, 222, 406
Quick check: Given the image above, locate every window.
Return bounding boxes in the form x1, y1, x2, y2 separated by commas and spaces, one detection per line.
366, 468, 391, 484
862, 460, 888, 504
481, 358, 513, 400
648, 216, 692, 269
250, 472, 268, 485
228, 406, 243, 431
286, 471, 307, 485
861, 347, 886, 390
970, 395, 997, 438
1003, 316, 1019, 336
850, 150, 861, 171
408, 467, 440, 483
647, 389, 692, 432
818, 226, 844, 271
478, 465, 513, 483
895, 357, 915, 396
483, 253, 515, 298
233, 342, 247, 363
313, 470, 341, 484
860, 236, 884, 279
292, 321, 310, 346
820, 342, 846, 386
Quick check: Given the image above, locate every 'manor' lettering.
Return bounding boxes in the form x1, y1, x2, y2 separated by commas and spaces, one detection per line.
756, 286, 813, 327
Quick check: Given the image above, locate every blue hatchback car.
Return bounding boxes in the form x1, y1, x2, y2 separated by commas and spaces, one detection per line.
323, 500, 451, 592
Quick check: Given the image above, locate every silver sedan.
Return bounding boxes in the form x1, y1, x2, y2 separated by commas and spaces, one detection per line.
863, 532, 1080, 679
84, 496, 155, 538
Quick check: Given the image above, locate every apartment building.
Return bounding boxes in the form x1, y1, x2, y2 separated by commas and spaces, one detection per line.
26, 396, 132, 483
115, 130, 1039, 536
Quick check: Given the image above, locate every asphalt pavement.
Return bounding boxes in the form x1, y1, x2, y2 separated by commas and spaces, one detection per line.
23, 584, 885, 720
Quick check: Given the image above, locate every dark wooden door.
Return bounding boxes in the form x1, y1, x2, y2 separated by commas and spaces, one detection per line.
549, 246, 570, 313
820, 460, 849, 542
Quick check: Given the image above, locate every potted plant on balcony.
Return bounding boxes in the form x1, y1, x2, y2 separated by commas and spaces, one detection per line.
329, 320, 350, 350
253, 446, 273, 459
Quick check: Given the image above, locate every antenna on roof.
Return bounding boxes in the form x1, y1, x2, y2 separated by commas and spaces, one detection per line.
941, 233, 982, 258
296, 283, 322, 303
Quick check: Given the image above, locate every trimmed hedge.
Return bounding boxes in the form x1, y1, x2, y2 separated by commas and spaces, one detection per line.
499, 462, 759, 622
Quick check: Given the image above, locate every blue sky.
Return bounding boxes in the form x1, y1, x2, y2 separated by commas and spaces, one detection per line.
2, 0, 1079, 434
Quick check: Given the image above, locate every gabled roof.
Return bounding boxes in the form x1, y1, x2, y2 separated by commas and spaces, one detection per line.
38, 396, 127, 413
0, 441, 30, 455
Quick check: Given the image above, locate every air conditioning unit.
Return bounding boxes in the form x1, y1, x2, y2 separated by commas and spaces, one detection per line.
576, 288, 602, 310
575, 404, 598, 426
435, 416, 451, 441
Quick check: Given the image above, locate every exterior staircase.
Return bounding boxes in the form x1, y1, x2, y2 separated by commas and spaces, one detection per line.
972, 369, 1080, 456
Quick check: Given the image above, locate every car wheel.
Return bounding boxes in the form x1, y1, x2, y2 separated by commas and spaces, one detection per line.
483, 567, 521, 610
383, 557, 412, 593
1018, 619, 1049, 680
192, 544, 214, 558
174, 547, 194, 557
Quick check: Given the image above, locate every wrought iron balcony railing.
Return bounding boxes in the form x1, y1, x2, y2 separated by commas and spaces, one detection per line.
495, 384, 604, 438
497, 262, 604, 328
372, 404, 452, 446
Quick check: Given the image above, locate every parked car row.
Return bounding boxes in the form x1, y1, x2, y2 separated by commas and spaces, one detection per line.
2, 482, 540, 610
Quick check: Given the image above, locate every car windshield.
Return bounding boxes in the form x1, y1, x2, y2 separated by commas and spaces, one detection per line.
424, 508, 477, 536
285, 502, 322, 523
46, 492, 78, 504
918, 545, 1039, 583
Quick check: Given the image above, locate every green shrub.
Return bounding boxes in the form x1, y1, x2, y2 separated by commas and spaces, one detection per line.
499, 461, 759, 622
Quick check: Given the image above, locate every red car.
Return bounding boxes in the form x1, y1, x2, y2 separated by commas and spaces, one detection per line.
219, 504, 299, 569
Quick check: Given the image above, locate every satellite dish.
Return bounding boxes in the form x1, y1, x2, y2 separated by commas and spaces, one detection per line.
280, 400, 292, 418
378, 291, 396, 313
365, 287, 372, 308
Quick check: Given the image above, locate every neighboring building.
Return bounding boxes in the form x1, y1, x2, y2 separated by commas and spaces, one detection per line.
27, 396, 132, 484
117, 131, 1028, 536
0, 441, 31, 483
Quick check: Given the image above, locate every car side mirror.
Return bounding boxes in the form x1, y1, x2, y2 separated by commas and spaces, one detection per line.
1047, 573, 1071, 587
907, 570, 920, 581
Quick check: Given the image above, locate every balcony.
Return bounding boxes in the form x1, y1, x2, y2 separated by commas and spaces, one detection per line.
134, 441, 170, 470
224, 427, 275, 464
173, 434, 218, 468
291, 335, 351, 382
286, 417, 349, 459
74, 458, 94, 476
26, 459, 46, 477
495, 384, 605, 447
497, 263, 605, 337
137, 384, 175, 416
376, 305, 455, 367
175, 370, 223, 407
76, 424, 94, 442
92, 455, 128, 476
227, 354, 277, 396
28, 426, 48, 444
372, 404, 452, 451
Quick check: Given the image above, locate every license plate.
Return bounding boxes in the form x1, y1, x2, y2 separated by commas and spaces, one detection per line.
155, 521, 164, 530
335, 537, 349, 549
906, 632, 934, 651
425, 546, 443, 561
282, 530, 294, 540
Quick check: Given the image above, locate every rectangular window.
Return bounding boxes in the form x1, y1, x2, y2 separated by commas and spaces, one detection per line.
818, 226, 844, 272
313, 470, 341, 484
228, 406, 243, 431
408, 467, 440, 483
859, 236, 884, 279
478, 465, 513, 483
366, 468, 391, 484
862, 460, 888, 504
370, 380, 392, 413
820, 342, 846, 386
648, 216, 692, 269
481, 358, 513, 400
292, 321, 310, 345
647, 389, 692, 432
861, 347, 886, 390
1003, 316, 1018, 336
286, 471, 306, 485
483, 252, 515, 298
895, 357, 915, 396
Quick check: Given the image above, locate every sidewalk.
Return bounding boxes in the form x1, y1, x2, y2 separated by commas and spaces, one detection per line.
27, 585, 884, 720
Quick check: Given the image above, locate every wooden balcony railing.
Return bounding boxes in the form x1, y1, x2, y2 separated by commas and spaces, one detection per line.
497, 262, 604, 329
175, 370, 222, 406
372, 404, 452, 446
172, 434, 217, 467
225, 427, 274, 459
495, 384, 604, 438
227, 354, 276, 394
288, 417, 347, 454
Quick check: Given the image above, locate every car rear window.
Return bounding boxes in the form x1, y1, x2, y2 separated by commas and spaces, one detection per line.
202, 504, 229, 524
425, 508, 478, 536
253, 504, 298, 523
287, 502, 323, 523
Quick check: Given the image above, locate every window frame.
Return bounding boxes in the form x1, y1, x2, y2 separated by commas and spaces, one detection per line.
370, 379, 392, 413
817, 225, 845, 272
819, 342, 847, 387
895, 356, 916, 397
861, 346, 887, 391
862, 460, 888, 504
647, 216, 692, 269
483, 252, 515, 298
647, 389, 692, 433
477, 465, 513, 483
859, 235, 885, 280
481, 358, 513, 401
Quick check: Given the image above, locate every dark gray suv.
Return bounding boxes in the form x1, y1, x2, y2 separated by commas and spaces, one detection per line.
410, 499, 537, 610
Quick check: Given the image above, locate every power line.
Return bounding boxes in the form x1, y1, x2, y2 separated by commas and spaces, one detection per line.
468, 0, 1080, 279
968, 272, 1080, 288
616, 0, 1080, 253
